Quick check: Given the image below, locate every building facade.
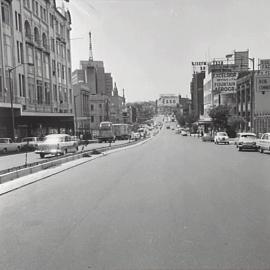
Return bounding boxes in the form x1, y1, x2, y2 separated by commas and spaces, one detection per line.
190, 71, 205, 119
157, 94, 179, 114
236, 70, 270, 134
0, 0, 74, 138
73, 59, 111, 137
110, 83, 125, 124
203, 50, 249, 117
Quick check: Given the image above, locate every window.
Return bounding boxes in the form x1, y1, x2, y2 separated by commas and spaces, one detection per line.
28, 77, 35, 102
42, 33, 47, 48
34, 27, 40, 44
68, 68, 71, 83
57, 63, 61, 80
26, 45, 34, 73
25, 21, 31, 39
37, 80, 43, 104
43, 55, 49, 79
91, 104, 94, 111
99, 104, 102, 109
91, 116, 94, 123
51, 38, 55, 52
18, 13, 22, 32
36, 50, 42, 77
53, 84, 57, 102
15, 11, 18, 30
62, 65, 66, 81
44, 82, 50, 104
18, 74, 26, 97
67, 49, 71, 62
69, 89, 72, 104
50, 14, 54, 29
1, 3, 10, 25
52, 59, 56, 76
20, 42, 23, 63
100, 116, 102, 122
35, 1, 38, 16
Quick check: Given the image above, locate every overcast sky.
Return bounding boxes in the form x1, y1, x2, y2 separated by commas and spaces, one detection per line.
65, 0, 270, 102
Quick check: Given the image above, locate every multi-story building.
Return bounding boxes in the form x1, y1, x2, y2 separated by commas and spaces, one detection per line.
190, 71, 205, 119
236, 68, 270, 134
0, 0, 74, 138
73, 59, 111, 137
203, 50, 249, 117
110, 83, 125, 124
157, 94, 179, 114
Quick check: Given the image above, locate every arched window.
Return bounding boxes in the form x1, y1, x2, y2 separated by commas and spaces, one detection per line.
24, 20, 31, 39
34, 27, 40, 44
42, 33, 47, 48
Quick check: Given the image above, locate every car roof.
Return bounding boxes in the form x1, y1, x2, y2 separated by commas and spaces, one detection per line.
238, 132, 256, 136
45, 134, 69, 137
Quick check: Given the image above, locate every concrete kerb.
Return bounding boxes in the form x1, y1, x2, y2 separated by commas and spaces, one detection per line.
0, 136, 153, 196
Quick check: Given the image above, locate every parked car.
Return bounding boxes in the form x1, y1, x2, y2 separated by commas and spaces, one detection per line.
257, 133, 270, 153
181, 130, 188, 136
214, 132, 229, 144
21, 137, 43, 151
0, 138, 22, 153
166, 126, 170, 129
131, 132, 141, 141
35, 134, 79, 158
201, 133, 214, 142
235, 133, 258, 151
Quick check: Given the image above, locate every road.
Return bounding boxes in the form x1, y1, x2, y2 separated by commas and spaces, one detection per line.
0, 140, 130, 172
1, 126, 270, 270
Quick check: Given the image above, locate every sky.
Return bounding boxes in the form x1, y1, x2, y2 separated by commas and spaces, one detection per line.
63, 0, 270, 102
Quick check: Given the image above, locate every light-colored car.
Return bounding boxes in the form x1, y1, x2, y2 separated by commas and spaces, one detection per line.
214, 132, 229, 144
0, 138, 22, 153
131, 132, 141, 141
35, 134, 79, 158
257, 133, 270, 153
201, 133, 214, 142
181, 130, 188, 136
235, 133, 258, 151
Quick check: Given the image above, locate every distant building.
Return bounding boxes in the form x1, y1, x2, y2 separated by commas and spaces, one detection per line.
72, 60, 111, 136
110, 83, 125, 123
157, 94, 179, 114
190, 71, 205, 119
203, 50, 249, 117
0, 0, 74, 138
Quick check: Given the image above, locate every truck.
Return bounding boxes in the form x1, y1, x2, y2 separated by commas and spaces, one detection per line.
112, 124, 132, 140
97, 122, 116, 143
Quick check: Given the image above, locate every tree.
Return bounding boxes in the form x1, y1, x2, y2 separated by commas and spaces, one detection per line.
208, 105, 230, 129
227, 115, 246, 130
175, 112, 185, 126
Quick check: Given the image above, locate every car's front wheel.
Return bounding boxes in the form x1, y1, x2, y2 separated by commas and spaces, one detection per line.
259, 147, 264, 153
40, 153, 45, 158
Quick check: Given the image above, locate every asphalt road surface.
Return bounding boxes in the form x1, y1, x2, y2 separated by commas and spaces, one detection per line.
1, 127, 270, 270
0, 140, 130, 172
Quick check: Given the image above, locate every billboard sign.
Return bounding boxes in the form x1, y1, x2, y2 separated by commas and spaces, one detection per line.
212, 72, 238, 93
255, 73, 270, 92
192, 61, 207, 73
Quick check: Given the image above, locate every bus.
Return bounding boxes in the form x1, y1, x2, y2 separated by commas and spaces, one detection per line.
112, 124, 132, 140
97, 122, 116, 143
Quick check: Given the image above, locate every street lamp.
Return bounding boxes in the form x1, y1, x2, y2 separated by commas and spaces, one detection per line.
7, 62, 34, 140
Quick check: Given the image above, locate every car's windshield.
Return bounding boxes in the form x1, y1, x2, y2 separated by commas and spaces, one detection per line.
218, 132, 227, 136
43, 136, 63, 143
241, 135, 257, 139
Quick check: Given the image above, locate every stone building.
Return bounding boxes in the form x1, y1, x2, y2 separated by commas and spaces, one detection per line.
0, 0, 74, 138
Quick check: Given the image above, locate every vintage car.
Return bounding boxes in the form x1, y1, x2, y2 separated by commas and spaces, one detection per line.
0, 138, 22, 153
21, 137, 43, 151
214, 132, 229, 144
201, 133, 214, 142
235, 133, 258, 151
257, 133, 270, 153
35, 134, 79, 158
